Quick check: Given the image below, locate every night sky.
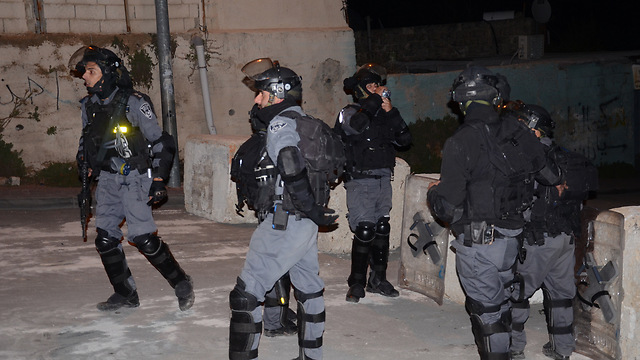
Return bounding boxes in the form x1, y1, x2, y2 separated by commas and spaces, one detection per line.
345, 0, 640, 52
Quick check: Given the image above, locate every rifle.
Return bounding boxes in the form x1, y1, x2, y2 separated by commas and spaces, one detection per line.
577, 252, 618, 324
77, 153, 92, 242
407, 212, 444, 264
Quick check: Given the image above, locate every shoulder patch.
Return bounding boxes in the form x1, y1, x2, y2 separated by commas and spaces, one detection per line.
139, 102, 153, 119
269, 120, 288, 134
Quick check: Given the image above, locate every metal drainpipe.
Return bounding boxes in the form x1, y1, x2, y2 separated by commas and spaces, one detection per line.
192, 35, 216, 135
154, 0, 181, 187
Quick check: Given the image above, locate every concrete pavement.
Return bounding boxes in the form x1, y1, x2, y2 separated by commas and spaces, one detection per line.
0, 186, 609, 360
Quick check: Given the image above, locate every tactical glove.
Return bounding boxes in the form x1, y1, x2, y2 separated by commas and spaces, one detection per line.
147, 180, 167, 206
305, 204, 338, 227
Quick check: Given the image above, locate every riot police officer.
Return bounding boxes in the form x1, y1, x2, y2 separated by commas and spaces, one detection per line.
72, 45, 194, 312
509, 103, 590, 360
335, 64, 411, 303
229, 58, 337, 360
427, 66, 559, 360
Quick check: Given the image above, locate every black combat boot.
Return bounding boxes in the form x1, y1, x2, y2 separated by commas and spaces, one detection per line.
366, 218, 399, 297
136, 234, 195, 311
542, 342, 570, 360
95, 230, 139, 311
346, 222, 375, 303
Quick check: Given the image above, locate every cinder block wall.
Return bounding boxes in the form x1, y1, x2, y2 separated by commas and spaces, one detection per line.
1, 0, 201, 34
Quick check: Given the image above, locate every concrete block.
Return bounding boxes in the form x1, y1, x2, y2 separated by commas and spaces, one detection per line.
607, 206, 640, 360
128, 19, 156, 33
69, 19, 101, 33
46, 4, 77, 19
1, 18, 29, 33
574, 210, 624, 360
0, 2, 26, 19
42, 19, 69, 33
183, 134, 254, 224
105, 5, 125, 20
132, 4, 156, 20
74, 4, 106, 20
100, 19, 126, 33
318, 158, 410, 254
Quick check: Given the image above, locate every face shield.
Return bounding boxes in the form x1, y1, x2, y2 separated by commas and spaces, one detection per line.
241, 58, 276, 92
68, 46, 90, 78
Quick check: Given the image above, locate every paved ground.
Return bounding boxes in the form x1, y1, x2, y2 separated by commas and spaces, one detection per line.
0, 178, 636, 360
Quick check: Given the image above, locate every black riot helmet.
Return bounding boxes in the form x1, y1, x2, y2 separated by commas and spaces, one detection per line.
343, 63, 387, 100
241, 58, 302, 102
69, 45, 132, 95
519, 103, 555, 137
451, 66, 503, 111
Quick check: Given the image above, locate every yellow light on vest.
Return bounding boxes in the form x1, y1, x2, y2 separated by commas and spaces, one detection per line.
113, 126, 128, 134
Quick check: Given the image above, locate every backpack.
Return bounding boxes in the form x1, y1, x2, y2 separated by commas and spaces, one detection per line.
281, 110, 346, 183
230, 131, 275, 215
230, 111, 346, 215
550, 145, 598, 200
467, 114, 546, 218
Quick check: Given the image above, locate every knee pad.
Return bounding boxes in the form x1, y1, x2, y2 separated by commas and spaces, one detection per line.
511, 299, 530, 332
375, 216, 390, 236
294, 289, 325, 353
469, 312, 510, 358
229, 278, 261, 359
355, 222, 376, 243
132, 233, 162, 256
465, 296, 501, 316
542, 288, 573, 335
95, 228, 120, 253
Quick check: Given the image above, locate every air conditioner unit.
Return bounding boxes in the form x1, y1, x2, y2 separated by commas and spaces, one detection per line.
518, 35, 545, 60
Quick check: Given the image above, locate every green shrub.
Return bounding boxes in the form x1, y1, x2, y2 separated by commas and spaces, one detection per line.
0, 134, 26, 177
397, 115, 461, 174
27, 162, 80, 187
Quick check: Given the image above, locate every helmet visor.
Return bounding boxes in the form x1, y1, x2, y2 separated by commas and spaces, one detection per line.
68, 46, 90, 78
241, 58, 275, 80
357, 63, 387, 84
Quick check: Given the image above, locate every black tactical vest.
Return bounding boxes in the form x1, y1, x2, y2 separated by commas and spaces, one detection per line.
84, 90, 150, 172
338, 104, 397, 174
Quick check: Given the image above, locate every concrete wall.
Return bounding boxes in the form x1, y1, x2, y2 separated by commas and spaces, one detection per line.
388, 55, 639, 166
0, 0, 348, 34
0, 0, 355, 171
355, 18, 538, 65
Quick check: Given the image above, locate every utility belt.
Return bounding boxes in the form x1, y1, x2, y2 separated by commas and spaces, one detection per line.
102, 156, 151, 176
260, 194, 308, 230
463, 221, 506, 247
344, 168, 391, 181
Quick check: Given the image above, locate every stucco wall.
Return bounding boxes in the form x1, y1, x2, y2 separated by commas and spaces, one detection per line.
0, 29, 355, 170
388, 55, 638, 166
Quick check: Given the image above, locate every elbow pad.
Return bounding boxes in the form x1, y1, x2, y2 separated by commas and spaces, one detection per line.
427, 187, 462, 224
152, 131, 176, 180
535, 156, 562, 186
394, 121, 412, 147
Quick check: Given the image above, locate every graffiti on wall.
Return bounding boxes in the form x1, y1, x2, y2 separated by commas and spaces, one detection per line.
0, 72, 77, 133
559, 96, 631, 165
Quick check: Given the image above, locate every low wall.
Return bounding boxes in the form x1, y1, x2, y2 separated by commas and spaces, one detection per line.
183, 133, 410, 253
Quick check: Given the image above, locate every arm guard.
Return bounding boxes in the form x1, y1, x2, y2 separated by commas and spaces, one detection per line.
277, 146, 316, 212
427, 186, 463, 224
151, 131, 176, 180
535, 153, 562, 186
